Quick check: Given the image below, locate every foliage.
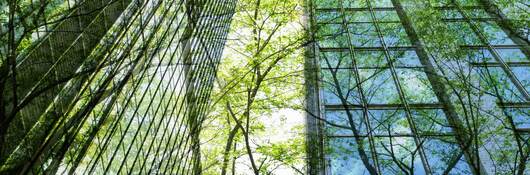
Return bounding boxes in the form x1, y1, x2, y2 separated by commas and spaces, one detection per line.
199, 0, 309, 174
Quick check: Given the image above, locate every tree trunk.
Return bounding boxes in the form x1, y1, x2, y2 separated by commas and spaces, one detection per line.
392, 0, 487, 174
221, 125, 239, 175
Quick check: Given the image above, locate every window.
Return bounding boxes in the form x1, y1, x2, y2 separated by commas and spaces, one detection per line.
309, 0, 530, 174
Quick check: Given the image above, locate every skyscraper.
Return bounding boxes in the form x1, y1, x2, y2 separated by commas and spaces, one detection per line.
0, 0, 236, 174
305, 0, 529, 174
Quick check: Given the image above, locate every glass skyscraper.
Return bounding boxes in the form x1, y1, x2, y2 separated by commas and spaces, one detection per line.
0, 0, 236, 174
305, 0, 529, 174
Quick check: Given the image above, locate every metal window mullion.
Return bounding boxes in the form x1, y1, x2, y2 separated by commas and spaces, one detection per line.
337, 0, 382, 173
450, 4, 530, 172
132, 4, 191, 173
478, 0, 530, 58
124, 1, 188, 174
162, 3, 217, 173
172, 2, 232, 173
75, 0, 88, 57
69, 1, 155, 172
101, 1, 183, 173
83, 1, 169, 173
391, 1, 492, 174
141, 38, 187, 174
451, 1, 530, 101
118, 2, 187, 173
364, 1, 433, 174
329, 132, 455, 138
17, 0, 119, 115
155, 44, 193, 175
15, 1, 150, 173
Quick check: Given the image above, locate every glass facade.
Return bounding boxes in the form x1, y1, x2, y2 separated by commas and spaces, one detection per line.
0, 0, 236, 174
307, 0, 530, 174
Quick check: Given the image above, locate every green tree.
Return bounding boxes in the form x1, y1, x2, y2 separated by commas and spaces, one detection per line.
199, 0, 309, 174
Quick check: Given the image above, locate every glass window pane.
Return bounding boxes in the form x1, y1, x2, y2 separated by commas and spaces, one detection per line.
317, 24, 349, 47
369, 110, 409, 135
512, 67, 530, 92
321, 69, 362, 105
441, 9, 462, 19
478, 128, 523, 173
475, 67, 526, 102
320, 51, 350, 69
424, 137, 473, 174
373, 137, 426, 174
446, 22, 481, 45
372, 0, 392, 8
315, 0, 339, 8
356, 50, 386, 67
497, 48, 529, 62
390, 50, 422, 67
376, 10, 399, 22
506, 108, 530, 129
316, 11, 341, 23
396, 68, 439, 103
467, 49, 494, 62
343, 0, 367, 8
327, 138, 373, 175
325, 110, 366, 135
360, 69, 401, 104
458, 0, 480, 6
346, 11, 372, 23
412, 109, 451, 133
380, 23, 411, 46
348, 23, 381, 47
464, 9, 490, 18
476, 21, 515, 45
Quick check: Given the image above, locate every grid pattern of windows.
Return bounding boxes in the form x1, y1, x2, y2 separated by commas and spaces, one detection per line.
0, 0, 236, 174
308, 0, 530, 174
